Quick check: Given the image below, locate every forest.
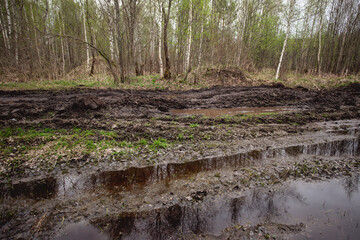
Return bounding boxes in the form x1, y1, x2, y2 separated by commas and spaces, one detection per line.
1, 1, 360, 240
0, 0, 359, 83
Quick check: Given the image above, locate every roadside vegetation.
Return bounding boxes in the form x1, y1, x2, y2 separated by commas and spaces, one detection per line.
0, 67, 358, 91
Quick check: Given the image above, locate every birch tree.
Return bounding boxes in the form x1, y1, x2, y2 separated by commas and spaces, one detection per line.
275, 0, 297, 80
183, 0, 192, 74
0, 0, 359, 81
82, 1, 90, 70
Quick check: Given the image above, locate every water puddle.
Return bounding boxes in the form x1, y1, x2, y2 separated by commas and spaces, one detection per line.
95, 176, 360, 239
55, 221, 108, 240
62, 137, 359, 197
170, 106, 296, 117
1, 137, 359, 199
0, 177, 57, 199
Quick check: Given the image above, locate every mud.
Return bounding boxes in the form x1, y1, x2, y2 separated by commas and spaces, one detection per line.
2, 135, 358, 200
170, 106, 296, 117
1, 83, 360, 239
0, 83, 358, 123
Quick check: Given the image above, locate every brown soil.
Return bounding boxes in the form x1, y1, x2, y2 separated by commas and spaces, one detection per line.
0, 83, 359, 125
0, 83, 360, 239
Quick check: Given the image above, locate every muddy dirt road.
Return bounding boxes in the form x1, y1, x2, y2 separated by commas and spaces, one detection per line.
0, 83, 358, 121
1, 83, 360, 239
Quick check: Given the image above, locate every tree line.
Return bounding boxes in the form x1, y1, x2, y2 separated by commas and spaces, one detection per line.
0, 0, 359, 83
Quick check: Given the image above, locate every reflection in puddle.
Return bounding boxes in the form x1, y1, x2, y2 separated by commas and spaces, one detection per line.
170, 106, 296, 117
1, 137, 359, 199
55, 221, 109, 240
80, 137, 360, 194
97, 176, 360, 240
0, 177, 57, 199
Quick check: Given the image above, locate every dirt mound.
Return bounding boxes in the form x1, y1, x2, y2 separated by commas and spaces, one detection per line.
67, 57, 109, 79
203, 67, 250, 85
71, 96, 106, 111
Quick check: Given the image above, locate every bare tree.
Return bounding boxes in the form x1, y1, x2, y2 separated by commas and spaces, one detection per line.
114, 0, 126, 83
162, 0, 172, 80
276, 0, 297, 80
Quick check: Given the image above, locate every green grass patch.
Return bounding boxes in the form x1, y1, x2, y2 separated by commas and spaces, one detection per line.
149, 138, 168, 151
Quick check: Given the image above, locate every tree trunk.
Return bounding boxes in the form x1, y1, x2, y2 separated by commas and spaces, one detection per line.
275, 30, 289, 80
198, 23, 204, 68
85, 0, 95, 76
61, 21, 66, 75
162, 0, 172, 80
336, 29, 347, 74
43, 0, 49, 63
114, 0, 126, 83
5, 0, 12, 50
184, 0, 192, 73
0, 8, 9, 52
157, 1, 164, 77
275, 0, 296, 80
109, 24, 115, 60
30, 3, 41, 65
11, 0, 18, 65
158, 19, 163, 77
317, 9, 323, 75
83, 2, 90, 70
149, 3, 156, 73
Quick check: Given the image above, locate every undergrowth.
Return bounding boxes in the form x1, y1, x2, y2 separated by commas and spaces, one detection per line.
1, 68, 358, 91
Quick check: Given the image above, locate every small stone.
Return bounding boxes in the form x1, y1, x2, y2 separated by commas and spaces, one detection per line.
185, 196, 192, 201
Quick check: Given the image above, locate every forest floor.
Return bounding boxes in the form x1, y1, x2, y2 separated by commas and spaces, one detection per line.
1, 70, 360, 239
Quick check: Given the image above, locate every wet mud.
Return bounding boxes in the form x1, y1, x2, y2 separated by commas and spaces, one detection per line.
0, 128, 359, 239
1, 83, 360, 239
0, 83, 359, 124
1, 136, 359, 200
170, 106, 296, 117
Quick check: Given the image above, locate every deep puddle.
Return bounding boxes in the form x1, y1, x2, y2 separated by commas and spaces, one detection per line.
1, 137, 359, 199
93, 176, 360, 240
170, 106, 295, 117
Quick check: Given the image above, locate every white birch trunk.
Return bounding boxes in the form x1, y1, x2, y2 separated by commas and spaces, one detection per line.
109, 6, 115, 60
0, 10, 9, 50
150, 4, 155, 73
184, 0, 192, 73
317, 11, 323, 75
275, 29, 289, 80
109, 25, 115, 60
158, 5, 163, 77
198, 23, 203, 68
317, 28, 322, 75
238, 1, 247, 65
60, 21, 66, 75
83, 4, 90, 69
150, 28, 155, 72
5, 0, 11, 46
275, 0, 296, 80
